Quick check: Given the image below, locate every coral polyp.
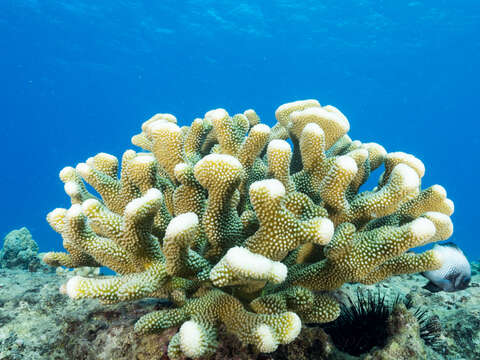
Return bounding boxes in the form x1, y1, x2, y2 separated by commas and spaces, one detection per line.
44, 100, 454, 358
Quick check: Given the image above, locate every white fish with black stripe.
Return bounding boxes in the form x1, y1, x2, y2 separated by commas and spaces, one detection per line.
421, 242, 471, 292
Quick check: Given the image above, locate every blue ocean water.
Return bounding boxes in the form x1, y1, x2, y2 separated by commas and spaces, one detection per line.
1, 1, 479, 258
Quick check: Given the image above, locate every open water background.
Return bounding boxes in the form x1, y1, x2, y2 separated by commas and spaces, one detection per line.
1, 1, 479, 258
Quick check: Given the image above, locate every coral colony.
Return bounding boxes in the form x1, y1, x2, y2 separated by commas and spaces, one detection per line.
44, 100, 454, 358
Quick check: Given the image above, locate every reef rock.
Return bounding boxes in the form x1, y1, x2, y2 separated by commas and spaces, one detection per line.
0, 262, 479, 359
0, 227, 51, 272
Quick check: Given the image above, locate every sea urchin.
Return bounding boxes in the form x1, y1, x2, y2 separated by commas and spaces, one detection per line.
319, 290, 442, 356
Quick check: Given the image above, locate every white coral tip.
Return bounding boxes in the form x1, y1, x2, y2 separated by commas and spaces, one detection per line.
250, 179, 286, 199
225, 247, 287, 283
47, 208, 67, 224
75, 163, 91, 177
270, 262, 288, 283
144, 188, 162, 200
424, 212, 454, 239
65, 276, 84, 299
150, 121, 181, 136
336, 156, 358, 173
268, 139, 291, 153
97, 152, 117, 161
196, 153, 242, 169
64, 182, 80, 197
174, 162, 189, 175
85, 157, 95, 167
67, 204, 83, 218
351, 148, 369, 163
125, 198, 145, 215
302, 122, 325, 136
205, 108, 229, 123
192, 118, 203, 126
409, 218, 436, 239
251, 123, 270, 134
389, 152, 425, 177
365, 142, 387, 156
179, 321, 204, 358
393, 163, 420, 190
431, 184, 447, 198
313, 218, 334, 244
125, 189, 161, 216
59, 166, 76, 181
165, 212, 199, 238
82, 198, 101, 213
255, 325, 278, 353
132, 154, 155, 164
445, 199, 454, 214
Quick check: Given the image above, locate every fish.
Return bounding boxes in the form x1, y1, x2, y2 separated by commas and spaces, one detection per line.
421, 242, 471, 292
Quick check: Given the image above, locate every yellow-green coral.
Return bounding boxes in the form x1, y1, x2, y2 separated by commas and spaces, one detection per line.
45, 99, 454, 359
135, 289, 301, 357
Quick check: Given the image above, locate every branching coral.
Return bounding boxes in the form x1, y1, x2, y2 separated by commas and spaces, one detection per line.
44, 100, 454, 358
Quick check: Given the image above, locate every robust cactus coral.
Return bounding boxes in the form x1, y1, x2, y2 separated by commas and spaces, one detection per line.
45, 99, 454, 358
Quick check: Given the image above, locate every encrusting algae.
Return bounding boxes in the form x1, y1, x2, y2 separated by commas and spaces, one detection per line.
43, 99, 454, 358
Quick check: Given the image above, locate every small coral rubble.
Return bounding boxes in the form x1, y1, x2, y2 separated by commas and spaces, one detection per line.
44, 99, 454, 358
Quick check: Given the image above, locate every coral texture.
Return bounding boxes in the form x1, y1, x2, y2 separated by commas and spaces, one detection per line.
44, 100, 454, 358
